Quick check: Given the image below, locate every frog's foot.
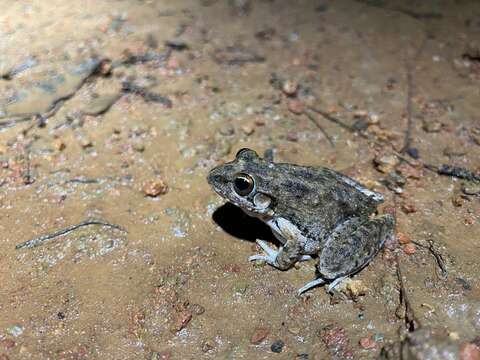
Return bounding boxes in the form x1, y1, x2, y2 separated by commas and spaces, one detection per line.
297, 278, 326, 295
326, 276, 348, 293
248, 239, 279, 266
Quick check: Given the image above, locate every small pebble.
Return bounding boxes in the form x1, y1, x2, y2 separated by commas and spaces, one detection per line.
173, 310, 192, 332
406, 147, 420, 159
346, 279, 367, 297
250, 327, 269, 345
359, 336, 376, 349
219, 124, 235, 136
403, 243, 416, 255
241, 124, 255, 135
373, 154, 399, 173
7, 325, 23, 337
189, 303, 205, 315
270, 340, 285, 353
401, 203, 417, 214
254, 118, 266, 126
79, 137, 93, 149
286, 131, 298, 142
53, 139, 66, 151
288, 99, 304, 115
396, 163, 422, 179
460, 341, 480, 360
98, 59, 113, 76
0, 339, 15, 351
423, 121, 442, 133
133, 142, 145, 152
397, 232, 412, 245
449, 332, 460, 340
452, 195, 465, 207
282, 80, 298, 96
143, 179, 168, 197
201, 339, 215, 353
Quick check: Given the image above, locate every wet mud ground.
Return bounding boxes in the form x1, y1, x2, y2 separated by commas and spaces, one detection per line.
0, 0, 479, 359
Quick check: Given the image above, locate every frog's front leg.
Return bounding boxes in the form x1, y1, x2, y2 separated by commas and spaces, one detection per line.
249, 239, 311, 270
249, 218, 313, 270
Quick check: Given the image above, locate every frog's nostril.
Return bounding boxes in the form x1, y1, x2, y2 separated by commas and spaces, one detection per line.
207, 172, 223, 185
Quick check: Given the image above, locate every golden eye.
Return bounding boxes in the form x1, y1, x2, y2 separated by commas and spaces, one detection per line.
233, 173, 255, 196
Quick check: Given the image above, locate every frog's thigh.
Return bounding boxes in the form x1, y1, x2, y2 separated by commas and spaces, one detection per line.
318, 215, 394, 280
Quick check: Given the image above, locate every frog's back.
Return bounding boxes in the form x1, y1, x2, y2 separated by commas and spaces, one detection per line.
267, 163, 383, 241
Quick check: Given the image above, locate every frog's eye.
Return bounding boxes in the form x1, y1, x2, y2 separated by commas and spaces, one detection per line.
233, 173, 255, 196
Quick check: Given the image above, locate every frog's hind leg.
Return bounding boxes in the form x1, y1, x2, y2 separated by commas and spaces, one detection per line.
318, 214, 395, 283
297, 278, 326, 295
326, 276, 348, 293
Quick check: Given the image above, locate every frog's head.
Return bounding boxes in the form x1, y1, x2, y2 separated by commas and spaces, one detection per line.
207, 148, 275, 217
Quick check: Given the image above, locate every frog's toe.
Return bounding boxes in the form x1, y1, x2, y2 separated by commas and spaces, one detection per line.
299, 255, 313, 261
255, 239, 278, 258
326, 276, 348, 293
248, 254, 277, 265
297, 278, 326, 295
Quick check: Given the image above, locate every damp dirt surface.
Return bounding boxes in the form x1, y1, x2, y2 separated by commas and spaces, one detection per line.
1, 0, 480, 359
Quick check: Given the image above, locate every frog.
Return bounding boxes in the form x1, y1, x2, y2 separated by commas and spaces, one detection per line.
207, 148, 395, 294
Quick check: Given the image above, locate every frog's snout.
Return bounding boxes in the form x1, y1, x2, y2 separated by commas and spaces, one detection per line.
207, 168, 220, 186
207, 167, 229, 190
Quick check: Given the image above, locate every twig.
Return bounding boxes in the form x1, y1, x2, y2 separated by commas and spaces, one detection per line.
401, 36, 427, 153
118, 49, 171, 66
392, 195, 419, 331
395, 253, 420, 331
412, 240, 448, 278
306, 106, 353, 132
16, 219, 127, 249
121, 81, 172, 107
303, 110, 334, 146
65, 178, 101, 184
436, 164, 480, 183
22, 143, 34, 185
1, 57, 38, 80
0, 58, 104, 130
0, 115, 34, 129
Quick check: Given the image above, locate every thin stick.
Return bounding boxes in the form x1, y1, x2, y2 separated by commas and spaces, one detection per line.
303, 110, 334, 146
16, 219, 127, 249
395, 254, 420, 331
401, 36, 427, 153
412, 240, 448, 278
306, 105, 353, 132
0, 115, 33, 129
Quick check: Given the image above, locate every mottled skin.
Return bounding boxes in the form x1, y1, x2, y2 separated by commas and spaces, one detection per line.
207, 148, 395, 293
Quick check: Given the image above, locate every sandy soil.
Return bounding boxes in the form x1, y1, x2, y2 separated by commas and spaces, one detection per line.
0, 0, 479, 359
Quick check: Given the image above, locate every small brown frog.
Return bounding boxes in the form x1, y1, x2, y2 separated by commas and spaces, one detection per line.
208, 149, 394, 294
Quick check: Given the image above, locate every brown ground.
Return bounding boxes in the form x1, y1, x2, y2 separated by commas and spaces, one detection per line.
0, 0, 479, 359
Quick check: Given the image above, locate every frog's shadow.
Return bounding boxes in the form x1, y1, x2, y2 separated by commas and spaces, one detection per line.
212, 203, 279, 246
